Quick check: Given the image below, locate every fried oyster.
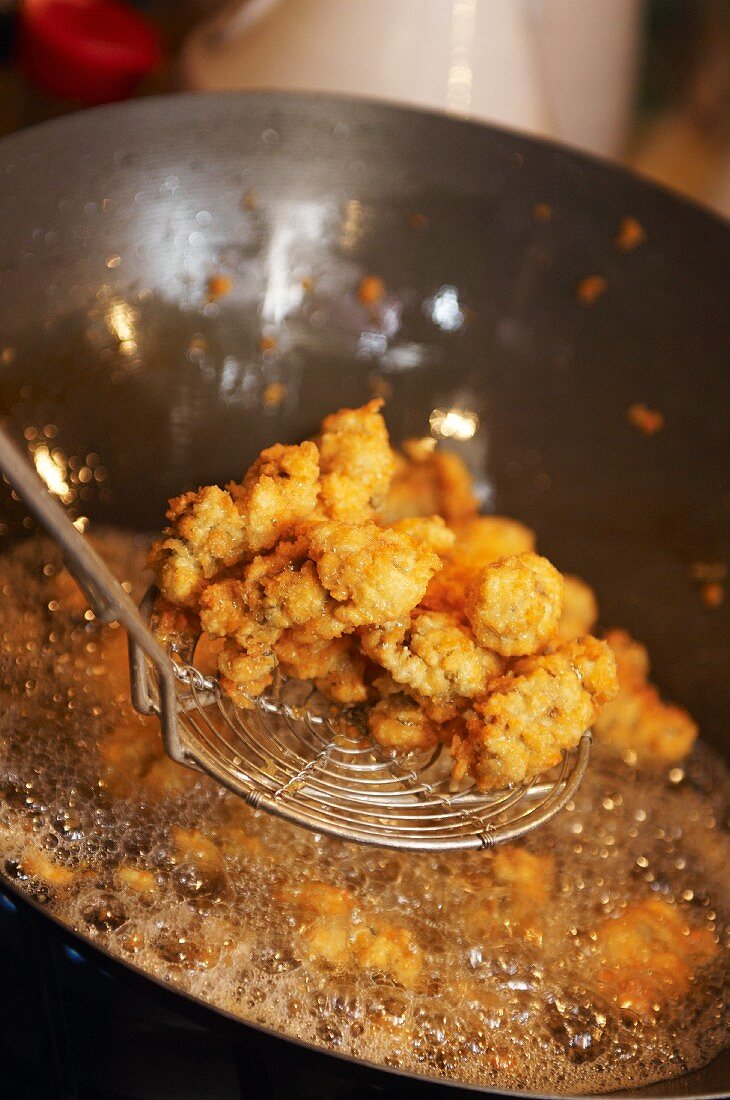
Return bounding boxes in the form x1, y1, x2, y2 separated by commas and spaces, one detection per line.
151, 401, 618, 791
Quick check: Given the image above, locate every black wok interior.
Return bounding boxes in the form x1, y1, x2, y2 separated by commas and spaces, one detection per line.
0, 91, 727, 1097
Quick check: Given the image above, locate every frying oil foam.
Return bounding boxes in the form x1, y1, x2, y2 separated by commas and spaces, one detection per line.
0, 531, 727, 1094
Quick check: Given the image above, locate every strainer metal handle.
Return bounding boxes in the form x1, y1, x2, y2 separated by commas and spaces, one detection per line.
0, 427, 185, 763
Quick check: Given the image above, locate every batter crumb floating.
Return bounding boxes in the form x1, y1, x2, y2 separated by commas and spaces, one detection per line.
576, 275, 607, 305
627, 403, 664, 435
614, 216, 645, 252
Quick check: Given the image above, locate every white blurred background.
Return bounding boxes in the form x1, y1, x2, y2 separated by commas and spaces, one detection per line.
2, 0, 729, 215
180, 0, 730, 214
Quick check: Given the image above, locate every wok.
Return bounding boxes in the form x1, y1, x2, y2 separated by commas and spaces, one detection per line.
0, 91, 727, 1097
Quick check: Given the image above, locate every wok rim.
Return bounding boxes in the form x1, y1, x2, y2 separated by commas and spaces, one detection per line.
0, 87, 726, 232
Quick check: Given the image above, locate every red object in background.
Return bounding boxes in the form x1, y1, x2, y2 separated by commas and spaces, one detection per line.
18, 0, 162, 105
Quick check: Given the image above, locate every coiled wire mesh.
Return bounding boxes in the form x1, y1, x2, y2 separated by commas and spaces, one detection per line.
133, 590, 591, 852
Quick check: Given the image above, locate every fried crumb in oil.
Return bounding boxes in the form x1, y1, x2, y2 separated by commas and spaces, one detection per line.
259, 335, 277, 354
627, 403, 664, 436
576, 275, 607, 305
242, 190, 257, 211
701, 581, 726, 609
594, 629, 697, 764
358, 275, 386, 307
614, 216, 645, 252
408, 212, 428, 230
533, 202, 552, 223
282, 880, 423, 988
206, 274, 233, 302
591, 897, 716, 1018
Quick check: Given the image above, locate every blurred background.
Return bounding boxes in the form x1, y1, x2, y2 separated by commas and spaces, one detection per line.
0, 0, 728, 217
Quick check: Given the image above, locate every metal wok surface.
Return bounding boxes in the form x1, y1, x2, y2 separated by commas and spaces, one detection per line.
0, 91, 727, 1097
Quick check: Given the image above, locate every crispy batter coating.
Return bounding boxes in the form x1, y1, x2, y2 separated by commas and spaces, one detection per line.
591, 898, 717, 1017
453, 638, 618, 790
452, 515, 536, 568
229, 440, 321, 552
284, 881, 422, 988
388, 515, 456, 555
367, 693, 440, 752
317, 399, 396, 519
466, 553, 564, 656
198, 535, 341, 698
275, 631, 368, 704
218, 639, 278, 701
317, 470, 374, 522
151, 442, 319, 609
309, 521, 440, 628
555, 575, 599, 643
380, 440, 478, 525
362, 610, 501, 703
593, 629, 697, 764
151, 485, 247, 607
423, 516, 536, 615
198, 515, 441, 701
200, 537, 337, 646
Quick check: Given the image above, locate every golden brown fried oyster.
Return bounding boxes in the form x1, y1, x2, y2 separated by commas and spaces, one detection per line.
362, 610, 501, 703
380, 438, 478, 525
200, 536, 337, 645
150, 486, 247, 608
555, 574, 599, 642
422, 516, 536, 616
593, 629, 697, 764
229, 440, 320, 552
151, 400, 621, 790
590, 897, 717, 1018
283, 880, 423, 988
465, 553, 564, 656
274, 631, 368, 705
198, 534, 342, 698
388, 515, 456, 555
367, 694, 440, 752
308, 521, 440, 628
452, 637, 618, 790
317, 398, 396, 520
457, 848, 554, 946
151, 441, 320, 608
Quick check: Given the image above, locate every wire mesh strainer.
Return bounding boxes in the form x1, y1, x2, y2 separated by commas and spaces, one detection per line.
0, 429, 591, 852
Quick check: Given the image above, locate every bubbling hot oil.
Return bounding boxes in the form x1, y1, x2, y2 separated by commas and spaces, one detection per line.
0, 531, 727, 1094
